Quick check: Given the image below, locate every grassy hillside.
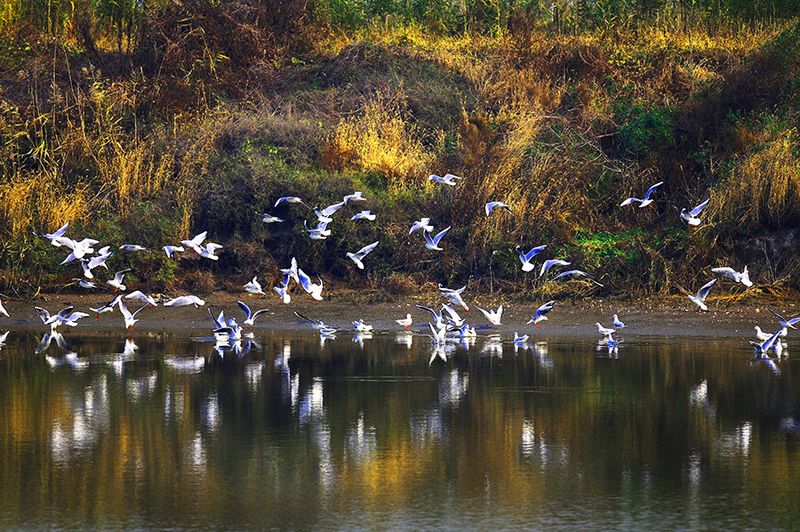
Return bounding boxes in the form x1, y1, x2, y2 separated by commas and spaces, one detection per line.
1, 1, 799, 300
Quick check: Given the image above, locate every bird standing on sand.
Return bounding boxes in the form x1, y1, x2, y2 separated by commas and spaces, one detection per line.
396, 314, 413, 328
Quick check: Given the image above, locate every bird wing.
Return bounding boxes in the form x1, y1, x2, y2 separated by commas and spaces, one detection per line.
535, 301, 555, 317
711, 267, 738, 281
115, 269, 131, 281
696, 279, 716, 300
250, 309, 269, 321
355, 241, 379, 258
132, 305, 148, 318
620, 197, 641, 207
320, 201, 345, 217
118, 301, 132, 320
297, 268, 312, 292
524, 245, 546, 262
35, 307, 51, 323
553, 269, 588, 280
236, 301, 252, 320
786, 317, 800, 326
643, 181, 664, 200
416, 305, 440, 320
442, 304, 461, 323
431, 226, 451, 245
477, 307, 492, 321
689, 198, 710, 217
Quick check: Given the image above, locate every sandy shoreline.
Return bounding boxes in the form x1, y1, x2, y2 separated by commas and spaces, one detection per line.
0, 291, 797, 338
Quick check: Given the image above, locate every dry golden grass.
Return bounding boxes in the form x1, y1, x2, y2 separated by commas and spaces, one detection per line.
710, 129, 800, 229
321, 96, 435, 184
0, 174, 89, 237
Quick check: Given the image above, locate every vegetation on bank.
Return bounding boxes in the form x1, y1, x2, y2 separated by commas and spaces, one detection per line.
0, 1, 799, 299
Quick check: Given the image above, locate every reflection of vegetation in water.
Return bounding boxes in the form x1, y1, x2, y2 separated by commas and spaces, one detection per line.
0, 332, 798, 527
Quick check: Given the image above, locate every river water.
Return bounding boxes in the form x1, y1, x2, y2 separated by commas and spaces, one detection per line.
0, 328, 798, 529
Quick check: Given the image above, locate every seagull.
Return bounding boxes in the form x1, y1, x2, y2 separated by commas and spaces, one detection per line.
56, 310, 90, 328
409, 218, 434, 234
118, 300, 147, 331
38, 222, 70, 246
196, 242, 223, 261
106, 269, 131, 291
36, 306, 74, 329
71, 278, 97, 289
244, 276, 266, 295
304, 220, 331, 240
513, 332, 529, 345
711, 266, 753, 287
620, 181, 664, 208
442, 304, 465, 327
770, 310, 800, 336
438, 284, 469, 311
273, 275, 292, 304
0, 297, 8, 318
298, 269, 324, 300
395, 314, 413, 328
163, 295, 206, 307
527, 300, 556, 327
681, 198, 710, 226
485, 201, 511, 216
346, 241, 379, 270
428, 322, 448, 344
553, 269, 603, 286
351, 210, 376, 221
352, 319, 374, 333
343, 191, 366, 204
754, 326, 773, 342
688, 279, 716, 311
274, 196, 307, 208
477, 305, 503, 326
540, 259, 571, 277
281, 258, 300, 285
314, 201, 346, 223
120, 244, 146, 251
180, 231, 207, 253
516, 245, 546, 272
236, 301, 269, 326
612, 314, 626, 328
125, 291, 158, 306
81, 252, 112, 279
424, 226, 451, 251
428, 173, 462, 186
89, 295, 122, 318
294, 311, 331, 330
262, 213, 284, 224
596, 323, 616, 336
417, 304, 446, 330
163, 245, 184, 258
750, 329, 783, 358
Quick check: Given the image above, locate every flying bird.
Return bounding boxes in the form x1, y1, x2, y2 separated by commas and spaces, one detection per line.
120, 244, 146, 251
106, 269, 131, 292
297, 269, 324, 300
527, 300, 555, 327
351, 210, 376, 221
237, 301, 270, 326
516, 245, 546, 272
262, 213, 284, 224
477, 305, 503, 326
438, 284, 469, 311
620, 181, 664, 208
711, 266, 753, 287
485, 201, 510, 216
314, 201, 346, 223
424, 226, 451, 251
118, 300, 147, 331
428, 173, 462, 186
540, 259, 571, 277
343, 191, 366, 204
409, 218, 434, 234
0, 297, 8, 318
681, 198, 710, 226
180, 231, 207, 253
346, 241, 379, 270
552, 269, 603, 286
274, 196, 307, 208
688, 279, 716, 311
89, 295, 122, 318
163, 295, 206, 308
125, 291, 158, 306
163, 245, 184, 258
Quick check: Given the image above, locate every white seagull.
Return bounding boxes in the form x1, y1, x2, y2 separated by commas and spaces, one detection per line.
612, 314, 626, 328
163, 295, 206, 307
304, 220, 331, 240
118, 300, 147, 331
750, 329, 782, 358
477, 305, 503, 326
438, 284, 469, 311
274, 196, 307, 208
163, 245, 184, 258
38, 222, 70, 246
72, 278, 97, 289
409, 218, 434, 234
120, 244, 147, 251
681, 198, 710, 226
125, 291, 158, 306
395, 314, 413, 328
314, 201, 346, 223
351, 210, 376, 221
553, 269, 603, 286
540, 259, 571, 277
770, 310, 800, 336
513, 333, 529, 345
237, 301, 270, 326
528, 300, 556, 327
273, 275, 292, 304
262, 213, 284, 224
485, 201, 510, 216
442, 304, 465, 327
0, 297, 8, 318
89, 295, 122, 318
180, 231, 207, 253
343, 191, 366, 204
711, 266, 753, 287
620, 181, 664, 208
688, 279, 716, 311
428, 173, 462, 186
516, 245, 546, 272
596, 323, 616, 336
346, 241, 379, 270
106, 269, 131, 292
297, 269, 324, 300
424, 226, 451, 251
244, 276, 266, 295
352, 319, 374, 333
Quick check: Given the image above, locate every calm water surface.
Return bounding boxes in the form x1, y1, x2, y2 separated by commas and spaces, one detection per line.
0, 329, 798, 529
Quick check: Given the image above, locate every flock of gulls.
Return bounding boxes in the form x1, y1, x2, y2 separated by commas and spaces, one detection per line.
0, 174, 797, 365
